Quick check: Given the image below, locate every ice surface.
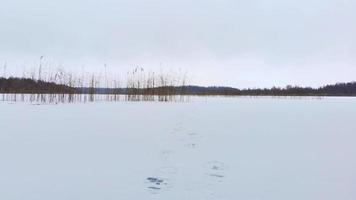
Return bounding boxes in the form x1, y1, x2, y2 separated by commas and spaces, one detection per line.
1, 97, 356, 200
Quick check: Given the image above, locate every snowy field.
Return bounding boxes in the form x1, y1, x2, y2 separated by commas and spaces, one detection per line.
1, 96, 356, 200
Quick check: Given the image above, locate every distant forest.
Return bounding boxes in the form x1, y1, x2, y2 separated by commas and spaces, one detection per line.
0, 77, 75, 94
1, 77, 356, 96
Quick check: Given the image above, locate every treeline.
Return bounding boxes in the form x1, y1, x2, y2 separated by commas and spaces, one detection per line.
173, 83, 356, 96
1, 76, 356, 96
236, 83, 356, 96
0, 77, 75, 94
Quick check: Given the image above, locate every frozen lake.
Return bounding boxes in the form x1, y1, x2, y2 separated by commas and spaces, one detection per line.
1, 97, 356, 200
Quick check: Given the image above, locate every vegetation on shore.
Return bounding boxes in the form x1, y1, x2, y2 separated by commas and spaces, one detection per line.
1, 77, 356, 96
1, 65, 355, 103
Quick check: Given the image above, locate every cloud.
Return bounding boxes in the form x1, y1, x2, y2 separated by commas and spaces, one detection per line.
0, 0, 355, 87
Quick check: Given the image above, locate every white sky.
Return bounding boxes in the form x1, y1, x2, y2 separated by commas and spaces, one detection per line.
0, 0, 355, 88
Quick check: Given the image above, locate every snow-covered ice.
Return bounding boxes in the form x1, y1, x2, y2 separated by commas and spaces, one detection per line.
1, 97, 356, 200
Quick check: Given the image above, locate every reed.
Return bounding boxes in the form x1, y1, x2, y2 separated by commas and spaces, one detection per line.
0, 62, 190, 104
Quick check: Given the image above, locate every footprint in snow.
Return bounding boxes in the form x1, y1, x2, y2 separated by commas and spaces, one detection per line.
183, 132, 202, 149
159, 150, 174, 162
203, 161, 229, 181
145, 166, 177, 194
146, 177, 168, 193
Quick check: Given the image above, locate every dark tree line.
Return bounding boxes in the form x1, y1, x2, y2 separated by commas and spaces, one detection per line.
235, 82, 356, 96
0, 77, 75, 94
1, 77, 356, 96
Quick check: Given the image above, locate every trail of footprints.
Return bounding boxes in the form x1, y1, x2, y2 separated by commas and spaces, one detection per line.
146, 120, 228, 198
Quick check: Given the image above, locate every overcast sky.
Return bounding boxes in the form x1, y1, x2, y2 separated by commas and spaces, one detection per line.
0, 0, 355, 87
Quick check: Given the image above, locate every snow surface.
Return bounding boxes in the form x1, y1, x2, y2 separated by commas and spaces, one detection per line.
1, 97, 356, 200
